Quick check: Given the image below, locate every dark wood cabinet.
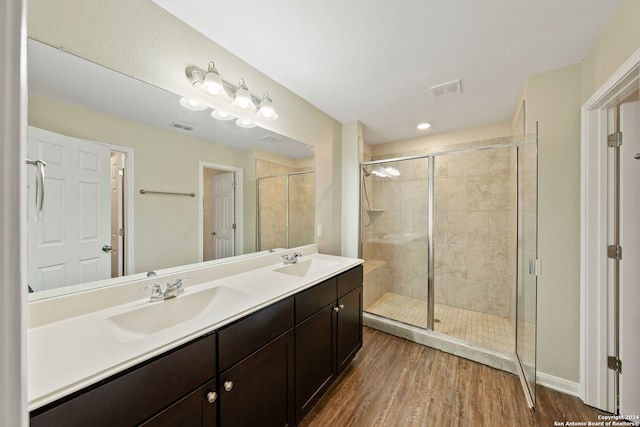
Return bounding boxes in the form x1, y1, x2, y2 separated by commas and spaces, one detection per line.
30, 333, 216, 427
141, 379, 218, 427
294, 265, 363, 424
295, 303, 336, 421
337, 285, 363, 374
30, 264, 362, 427
219, 330, 295, 427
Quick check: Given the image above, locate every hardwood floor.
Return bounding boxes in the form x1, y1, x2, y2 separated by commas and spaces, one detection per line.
299, 327, 608, 427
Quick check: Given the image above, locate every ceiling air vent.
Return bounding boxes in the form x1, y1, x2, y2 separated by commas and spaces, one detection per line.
172, 122, 194, 131
260, 135, 283, 145
429, 79, 462, 99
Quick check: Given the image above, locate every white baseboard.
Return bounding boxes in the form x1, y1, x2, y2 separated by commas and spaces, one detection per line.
537, 371, 580, 397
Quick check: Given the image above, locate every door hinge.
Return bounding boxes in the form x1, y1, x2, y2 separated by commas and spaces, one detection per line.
529, 258, 542, 276
118, 228, 124, 237
607, 132, 623, 148
607, 244, 622, 260
118, 168, 125, 176
608, 356, 622, 373
232, 223, 237, 230
232, 181, 236, 189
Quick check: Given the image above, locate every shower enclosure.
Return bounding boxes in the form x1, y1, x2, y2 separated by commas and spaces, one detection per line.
360, 137, 538, 406
256, 170, 315, 250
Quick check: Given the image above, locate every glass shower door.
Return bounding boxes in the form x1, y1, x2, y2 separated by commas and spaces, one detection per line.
515, 140, 538, 407
361, 158, 430, 327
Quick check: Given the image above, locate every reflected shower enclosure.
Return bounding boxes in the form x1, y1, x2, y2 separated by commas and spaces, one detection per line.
256, 170, 315, 250
361, 138, 537, 360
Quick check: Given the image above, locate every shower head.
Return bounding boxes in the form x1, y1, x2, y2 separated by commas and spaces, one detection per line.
362, 165, 400, 178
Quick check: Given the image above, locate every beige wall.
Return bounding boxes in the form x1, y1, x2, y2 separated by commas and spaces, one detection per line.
523, 0, 640, 385
27, 0, 343, 255
581, 0, 640, 103
524, 64, 582, 382
29, 95, 258, 273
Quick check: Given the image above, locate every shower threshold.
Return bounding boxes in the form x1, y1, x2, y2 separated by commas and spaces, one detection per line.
364, 293, 517, 374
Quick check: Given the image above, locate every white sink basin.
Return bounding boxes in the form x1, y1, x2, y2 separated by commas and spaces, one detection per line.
107, 286, 249, 342
274, 258, 340, 277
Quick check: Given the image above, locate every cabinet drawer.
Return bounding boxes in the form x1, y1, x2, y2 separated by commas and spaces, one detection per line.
295, 277, 336, 322
30, 333, 216, 427
219, 296, 294, 372
337, 265, 363, 297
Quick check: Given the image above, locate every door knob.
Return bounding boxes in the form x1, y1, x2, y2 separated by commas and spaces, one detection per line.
102, 245, 112, 253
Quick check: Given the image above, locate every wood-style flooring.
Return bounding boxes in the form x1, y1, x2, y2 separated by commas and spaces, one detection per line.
299, 327, 608, 427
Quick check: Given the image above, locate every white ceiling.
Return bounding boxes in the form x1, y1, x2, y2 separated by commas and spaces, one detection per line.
153, 0, 621, 144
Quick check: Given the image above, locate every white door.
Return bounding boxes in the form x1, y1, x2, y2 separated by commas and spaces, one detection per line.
619, 101, 640, 417
28, 127, 111, 291
213, 172, 235, 259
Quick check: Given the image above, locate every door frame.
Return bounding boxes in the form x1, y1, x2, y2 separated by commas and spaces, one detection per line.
580, 46, 640, 411
198, 161, 243, 261
107, 143, 135, 275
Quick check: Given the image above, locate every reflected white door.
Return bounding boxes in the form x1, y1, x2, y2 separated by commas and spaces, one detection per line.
213, 172, 235, 259
619, 101, 640, 417
27, 127, 111, 291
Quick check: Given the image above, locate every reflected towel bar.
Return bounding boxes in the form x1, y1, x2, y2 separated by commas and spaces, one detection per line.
139, 189, 196, 197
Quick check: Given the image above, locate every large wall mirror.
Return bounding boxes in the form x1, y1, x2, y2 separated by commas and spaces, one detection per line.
27, 38, 315, 300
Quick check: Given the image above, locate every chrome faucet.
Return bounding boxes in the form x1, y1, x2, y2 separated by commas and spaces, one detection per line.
282, 252, 302, 265
148, 278, 184, 302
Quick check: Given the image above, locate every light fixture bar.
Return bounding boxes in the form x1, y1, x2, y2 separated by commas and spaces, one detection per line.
185, 65, 264, 108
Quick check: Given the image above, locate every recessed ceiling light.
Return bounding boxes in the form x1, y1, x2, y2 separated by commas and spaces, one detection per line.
417, 122, 431, 130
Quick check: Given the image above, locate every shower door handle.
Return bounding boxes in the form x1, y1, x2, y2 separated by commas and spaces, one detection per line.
634, 153, 640, 160
529, 258, 541, 276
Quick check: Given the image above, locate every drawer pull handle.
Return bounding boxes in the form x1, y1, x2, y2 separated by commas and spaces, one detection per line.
224, 380, 234, 392
207, 391, 217, 403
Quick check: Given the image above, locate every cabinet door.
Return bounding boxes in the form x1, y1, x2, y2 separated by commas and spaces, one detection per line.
295, 304, 336, 423
220, 330, 294, 427
337, 285, 363, 374
141, 379, 218, 427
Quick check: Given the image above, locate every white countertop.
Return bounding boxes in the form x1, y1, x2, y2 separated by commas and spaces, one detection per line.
28, 247, 362, 411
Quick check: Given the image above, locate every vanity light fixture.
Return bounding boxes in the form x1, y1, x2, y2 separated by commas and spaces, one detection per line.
235, 118, 256, 128
179, 97, 207, 111
185, 61, 278, 122
211, 109, 234, 121
233, 79, 256, 110
256, 92, 278, 120
201, 62, 224, 96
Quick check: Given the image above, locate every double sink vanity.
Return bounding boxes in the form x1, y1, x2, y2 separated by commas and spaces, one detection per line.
28, 245, 363, 426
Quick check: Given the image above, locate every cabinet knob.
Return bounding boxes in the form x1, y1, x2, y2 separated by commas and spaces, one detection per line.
334, 306, 340, 312
207, 391, 217, 403
223, 380, 234, 392
339, 304, 345, 309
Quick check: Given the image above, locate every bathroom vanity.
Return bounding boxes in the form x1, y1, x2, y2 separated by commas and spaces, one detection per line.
28, 246, 362, 426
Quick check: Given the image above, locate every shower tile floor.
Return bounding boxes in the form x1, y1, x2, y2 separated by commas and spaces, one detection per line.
366, 292, 514, 352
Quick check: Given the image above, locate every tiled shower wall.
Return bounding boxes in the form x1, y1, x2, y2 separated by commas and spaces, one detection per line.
362, 141, 516, 319
434, 147, 516, 318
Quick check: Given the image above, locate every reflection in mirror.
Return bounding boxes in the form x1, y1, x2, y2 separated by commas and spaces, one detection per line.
27, 38, 314, 299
